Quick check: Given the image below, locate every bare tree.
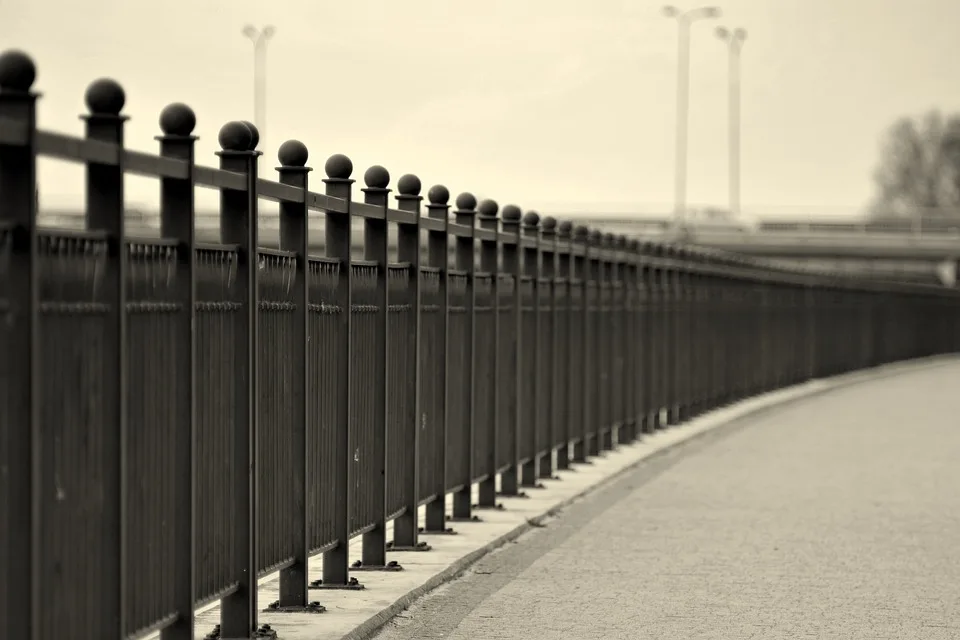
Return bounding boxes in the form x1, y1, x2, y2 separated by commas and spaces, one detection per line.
869, 110, 960, 219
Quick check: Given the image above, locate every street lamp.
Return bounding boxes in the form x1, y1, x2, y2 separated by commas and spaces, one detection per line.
662, 5, 722, 226
242, 25, 276, 153
716, 26, 747, 217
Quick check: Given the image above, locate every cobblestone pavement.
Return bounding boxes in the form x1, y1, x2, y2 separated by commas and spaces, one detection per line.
372, 362, 960, 640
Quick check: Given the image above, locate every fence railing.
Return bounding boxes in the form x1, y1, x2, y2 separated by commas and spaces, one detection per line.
2, 49, 960, 640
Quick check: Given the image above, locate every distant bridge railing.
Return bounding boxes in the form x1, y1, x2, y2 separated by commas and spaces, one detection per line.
3, 49, 960, 640
564, 216, 960, 238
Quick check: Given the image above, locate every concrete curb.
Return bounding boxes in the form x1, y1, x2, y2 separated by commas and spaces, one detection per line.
338, 354, 959, 640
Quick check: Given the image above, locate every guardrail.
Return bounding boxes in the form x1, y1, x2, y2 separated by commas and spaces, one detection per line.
3, 49, 960, 640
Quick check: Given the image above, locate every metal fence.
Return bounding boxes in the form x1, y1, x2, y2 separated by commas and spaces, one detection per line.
2, 49, 960, 640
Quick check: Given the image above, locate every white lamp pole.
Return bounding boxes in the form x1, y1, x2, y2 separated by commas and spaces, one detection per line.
242, 25, 276, 152
662, 6, 722, 226
716, 26, 747, 217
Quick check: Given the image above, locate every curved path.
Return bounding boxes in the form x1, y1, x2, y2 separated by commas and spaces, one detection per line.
373, 361, 960, 640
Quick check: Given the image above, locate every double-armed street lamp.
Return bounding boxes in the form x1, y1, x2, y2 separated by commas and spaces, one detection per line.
662, 5, 722, 226
716, 26, 747, 217
242, 25, 276, 154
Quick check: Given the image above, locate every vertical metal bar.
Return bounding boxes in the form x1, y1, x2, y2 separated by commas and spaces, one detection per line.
498, 206, 523, 494
539, 217, 558, 476
601, 234, 615, 449
156, 103, 198, 640
586, 230, 602, 456
83, 84, 128, 638
0, 56, 41, 640
276, 140, 312, 602
451, 193, 477, 520
664, 246, 680, 424
619, 236, 637, 444
392, 175, 427, 550
475, 200, 500, 508
520, 212, 541, 486
320, 153, 356, 587
423, 186, 451, 532
639, 242, 655, 434
572, 226, 592, 462
216, 121, 261, 638
555, 222, 573, 468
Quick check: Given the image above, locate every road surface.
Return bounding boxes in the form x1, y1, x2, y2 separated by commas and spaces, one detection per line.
373, 360, 960, 639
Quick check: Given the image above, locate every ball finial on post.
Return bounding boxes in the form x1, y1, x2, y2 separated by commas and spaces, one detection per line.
477, 199, 499, 218
218, 121, 254, 152
363, 165, 391, 189
278, 139, 309, 168
522, 211, 541, 228
0, 50, 37, 92
501, 205, 522, 223
85, 78, 126, 116
455, 192, 477, 213
427, 185, 450, 205
397, 174, 422, 196
324, 154, 354, 180
159, 103, 197, 137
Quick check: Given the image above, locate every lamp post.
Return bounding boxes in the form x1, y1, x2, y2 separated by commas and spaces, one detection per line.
716, 26, 747, 217
662, 5, 722, 226
242, 25, 276, 153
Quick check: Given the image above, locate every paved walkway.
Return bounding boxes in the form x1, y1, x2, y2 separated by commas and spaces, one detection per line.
372, 360, 960, 640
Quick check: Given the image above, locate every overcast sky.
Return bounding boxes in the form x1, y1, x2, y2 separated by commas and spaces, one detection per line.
3, 0, 959, 218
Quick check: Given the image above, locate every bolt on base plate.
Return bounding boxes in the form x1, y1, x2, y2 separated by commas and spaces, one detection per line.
308, 577, 364, 590
350, 560, 404, 571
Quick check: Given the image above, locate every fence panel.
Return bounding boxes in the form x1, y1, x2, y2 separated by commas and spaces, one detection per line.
349, 261, 380, 536
495, 273, 517, 472
446, 270, 471, 493
386, 264, 416, 519
306, 258, 342, 552
472, 273, 497, 482
125, 240, 181, 635
37, 232, 112, 640
255, 250, 299, 574
418, 266, 444, 503
194, 245, 242, 603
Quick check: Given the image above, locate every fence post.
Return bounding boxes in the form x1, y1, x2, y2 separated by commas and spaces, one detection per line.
275, 140, 314, 602
585, 229, 603, 455
498, 205, 524, 494
0, 49, 41, 640
451, 192, 477, 521
356, 165, 393, 569
676, 248, 693, 422
555, 221, 574, 469
320, 153, 359, 587
215, 120, 262, 637
82, 78, 129, 638
391, 174, 429, 550
520, 211, 543, 487
619, 235, 637, 444
572, 225, 593, 462
156, 103, 198, 639
611, 234, 629, 445
475, 199, 501, 508
597, 233, 614, 451
539, 216, 559, 476
638, 242, 655, 434
629, 239, 647, 436
423, 185, 451, 532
